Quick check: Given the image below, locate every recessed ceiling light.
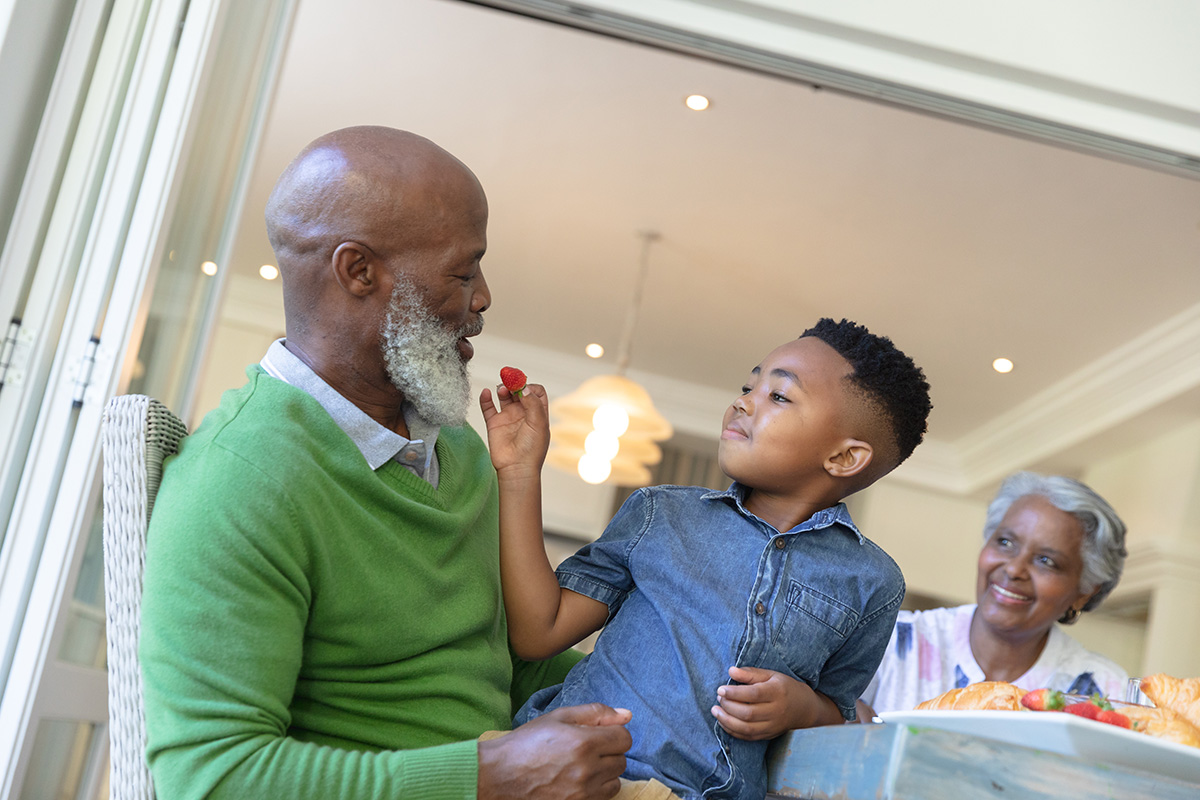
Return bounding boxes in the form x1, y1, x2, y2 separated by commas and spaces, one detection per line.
259, 264, 279, 280
993, 357, 1014, 374
585, 343, 604, 358
684, 94, 710, 111
200, 260, 218, 276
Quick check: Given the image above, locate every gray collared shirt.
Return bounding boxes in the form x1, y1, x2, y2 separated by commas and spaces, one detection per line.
260, 339, 440, 487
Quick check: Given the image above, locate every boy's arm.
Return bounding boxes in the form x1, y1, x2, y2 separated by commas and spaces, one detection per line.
480, 384, 608, 660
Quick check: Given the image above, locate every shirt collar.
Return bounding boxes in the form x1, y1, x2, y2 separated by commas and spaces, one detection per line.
702, 482, 864, 542
259, 339, 440, 474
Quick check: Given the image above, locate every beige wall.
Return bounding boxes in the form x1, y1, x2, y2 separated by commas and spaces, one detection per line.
853, 479, 985, 607
1080, 421, 1200, 677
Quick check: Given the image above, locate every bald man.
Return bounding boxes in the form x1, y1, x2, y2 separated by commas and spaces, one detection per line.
141, 127, 632, 800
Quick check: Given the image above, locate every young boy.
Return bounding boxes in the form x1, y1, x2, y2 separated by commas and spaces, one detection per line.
480, 318, 932, 800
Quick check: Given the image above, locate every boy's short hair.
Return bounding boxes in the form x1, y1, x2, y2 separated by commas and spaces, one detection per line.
800, 318, 932, 469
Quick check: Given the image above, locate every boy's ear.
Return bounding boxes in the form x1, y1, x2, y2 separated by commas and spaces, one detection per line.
824, 439, 873, 479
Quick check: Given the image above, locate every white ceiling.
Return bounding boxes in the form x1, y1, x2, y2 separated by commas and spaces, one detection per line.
228, 0, 1200, 494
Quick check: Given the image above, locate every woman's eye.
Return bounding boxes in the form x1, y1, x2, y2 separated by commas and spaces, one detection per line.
996, 536, 1012, 548
1036, 555, 1058, 569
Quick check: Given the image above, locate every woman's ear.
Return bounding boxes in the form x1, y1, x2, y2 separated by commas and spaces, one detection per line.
331, 241, 378, 297
825, 439, 873, 478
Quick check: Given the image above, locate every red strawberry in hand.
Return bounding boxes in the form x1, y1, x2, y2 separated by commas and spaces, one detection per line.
500, 366, 527, 398
1020, 688, 1065, 711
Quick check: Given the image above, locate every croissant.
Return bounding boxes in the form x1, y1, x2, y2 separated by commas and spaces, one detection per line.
914, 681, 1025, 711
1140, 673, 1200, 732
1121, 704, 1200, 748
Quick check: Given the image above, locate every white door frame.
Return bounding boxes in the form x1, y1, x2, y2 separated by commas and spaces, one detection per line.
0, 0, 296, 793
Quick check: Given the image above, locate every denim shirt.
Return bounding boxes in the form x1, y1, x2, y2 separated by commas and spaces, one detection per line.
516, 484, 904, 800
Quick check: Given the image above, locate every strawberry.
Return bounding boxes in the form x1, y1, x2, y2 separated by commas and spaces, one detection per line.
500, 366, 527, 398
1096, 709, 1131, 729
1063, 700, 1102, 720
1020, 688, 1065, 711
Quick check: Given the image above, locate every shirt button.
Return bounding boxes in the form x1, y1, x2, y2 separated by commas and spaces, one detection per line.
774, 538, 786, 550
755, 602, 766, 615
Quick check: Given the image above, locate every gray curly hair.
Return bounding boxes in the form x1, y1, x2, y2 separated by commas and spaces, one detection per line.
982, 472, 1127, 616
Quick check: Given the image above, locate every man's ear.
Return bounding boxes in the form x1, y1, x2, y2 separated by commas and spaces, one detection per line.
824, 439, 873, 479
331, 241, 378, 297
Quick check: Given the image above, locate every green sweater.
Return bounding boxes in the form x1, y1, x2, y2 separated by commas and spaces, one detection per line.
141, 368, 576, 799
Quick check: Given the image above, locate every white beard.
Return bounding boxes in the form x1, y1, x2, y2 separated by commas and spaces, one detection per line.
380, 277, 481, 427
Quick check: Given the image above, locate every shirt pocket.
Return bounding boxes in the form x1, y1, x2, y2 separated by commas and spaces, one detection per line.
771, 581, 857, 682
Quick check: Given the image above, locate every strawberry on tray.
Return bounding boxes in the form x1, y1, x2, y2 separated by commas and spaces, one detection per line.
1020, 689, 1134, 730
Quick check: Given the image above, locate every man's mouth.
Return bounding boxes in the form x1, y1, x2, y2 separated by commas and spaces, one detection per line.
455, 319, 485, 361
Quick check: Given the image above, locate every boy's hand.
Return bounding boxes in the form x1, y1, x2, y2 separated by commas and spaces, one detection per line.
480, 382, 550, 478
711, 666, 833, 740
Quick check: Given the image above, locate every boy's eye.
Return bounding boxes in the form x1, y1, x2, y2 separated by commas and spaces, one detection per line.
740, 385, 751, 394
770, 392, 789, 402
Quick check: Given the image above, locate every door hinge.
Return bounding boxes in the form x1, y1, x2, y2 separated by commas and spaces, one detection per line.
71, 336, 100, 407
0, 318, 24, 390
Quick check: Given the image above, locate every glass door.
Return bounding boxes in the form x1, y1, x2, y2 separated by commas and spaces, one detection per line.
0, 0, 295, 796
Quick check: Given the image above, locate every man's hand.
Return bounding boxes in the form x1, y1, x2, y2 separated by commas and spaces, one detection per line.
479, 382, 550, 479
711, 666, 842, 740
478, 703, 633, 800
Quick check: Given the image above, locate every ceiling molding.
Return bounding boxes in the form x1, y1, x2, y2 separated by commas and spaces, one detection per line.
949, 301, 1200, 492
1115, 537, 1200, 600
888, 439, 971, 494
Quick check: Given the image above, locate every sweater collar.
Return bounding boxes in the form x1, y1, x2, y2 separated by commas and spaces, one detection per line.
260, 339, 441, 483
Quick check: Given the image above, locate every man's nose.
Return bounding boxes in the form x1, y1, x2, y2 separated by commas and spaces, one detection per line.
471, 271, 491, 313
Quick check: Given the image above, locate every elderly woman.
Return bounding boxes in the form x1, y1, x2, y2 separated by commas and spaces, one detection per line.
860, 472, 1128, 715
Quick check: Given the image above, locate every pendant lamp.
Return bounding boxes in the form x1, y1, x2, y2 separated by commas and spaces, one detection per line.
547, 231, 673, 485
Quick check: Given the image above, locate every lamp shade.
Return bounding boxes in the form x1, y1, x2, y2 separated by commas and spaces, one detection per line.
549, 375, 673, 440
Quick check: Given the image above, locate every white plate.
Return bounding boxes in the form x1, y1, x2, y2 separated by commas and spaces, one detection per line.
880, 710, 1200, 785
